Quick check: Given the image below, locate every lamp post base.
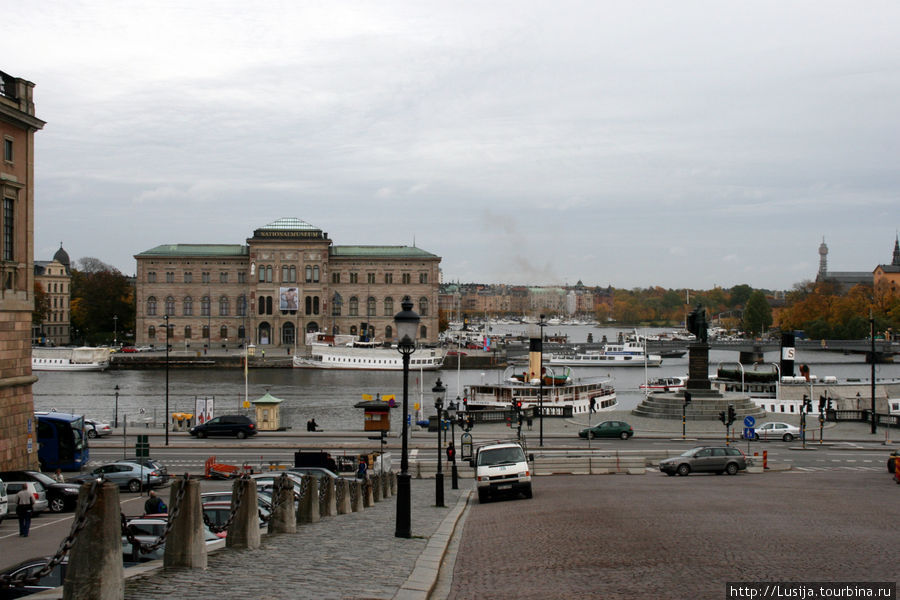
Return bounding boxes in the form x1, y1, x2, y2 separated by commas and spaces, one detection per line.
435, 472, 445, 507
451, 463, 458, 490
395, 472, 411, 538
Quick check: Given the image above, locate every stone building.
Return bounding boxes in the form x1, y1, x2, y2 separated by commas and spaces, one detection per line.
815, 238, 872, 292
134, 218, 441, 351
33, 244, 72, 346
0, 69, 44, 470
873, 236, 900, 298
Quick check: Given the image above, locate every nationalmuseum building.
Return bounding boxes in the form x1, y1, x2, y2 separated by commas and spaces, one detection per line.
134, 218, 441, 352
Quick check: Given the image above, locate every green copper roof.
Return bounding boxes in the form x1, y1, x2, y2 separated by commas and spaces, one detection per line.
331, 246, 439, 258
136, 244, 249, 258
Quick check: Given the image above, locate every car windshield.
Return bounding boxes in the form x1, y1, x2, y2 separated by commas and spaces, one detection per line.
477, 447, 526, 466
29, 472, 56, 486
680, 448, 703, 457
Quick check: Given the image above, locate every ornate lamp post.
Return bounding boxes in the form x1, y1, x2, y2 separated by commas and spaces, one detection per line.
113, 314, 118, 347
433, 378, 446, 507
393, 297, 419, 538
447, 397, 459, 490
538, 314, 546, 446
161, 314, 170, 447
114, 384, 120, 429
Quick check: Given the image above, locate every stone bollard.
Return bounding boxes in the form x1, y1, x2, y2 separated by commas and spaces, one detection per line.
372, 473, 382, 502
297, 475, 320, 524
63, 481, 123, 600
381, 471, 391, 498
336, 478, 352, 515
268, 473, 297, 534
390, 471, 397, 495
164, 476, 207, 568
320, 477, 336, 517
351, 480, 364, 512
415, 461, 422, 478
363, 476, 374, 508
226, 477, 260, 549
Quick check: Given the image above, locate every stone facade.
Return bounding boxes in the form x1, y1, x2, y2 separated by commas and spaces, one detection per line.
0, 69, 44, 470
33, 246, 72, 346
134, 218, 441, 350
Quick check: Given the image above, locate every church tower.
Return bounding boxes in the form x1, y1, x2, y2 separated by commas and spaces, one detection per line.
817, 238, 828, 280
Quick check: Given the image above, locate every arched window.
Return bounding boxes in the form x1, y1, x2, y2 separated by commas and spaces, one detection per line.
148, 325, 156, 339
305, 265, 312, 283
147, 297, 157, 316
383, 297, 394, 316
290, 266, 296, 283
165, 296, 175, 316
201, 296, 210, 317
202, 325, 210, 340
266, 296, 273, 315
219, 296, 229, 316
313, 266, 320, 282
237, 295, 247, 317
184, 326, 192, 339
332, 292, 342, 316
305, 296, 312, 315
183, 296, 193, 316
349, 296, 359, 316
220, 326, 228, 340
238, 325, 246, 340
420, 325, 428, 339
385, 325, 393, 339
282, 322, 295, 345
258, 322, 271, 345
418, 297, 428, 317
258, 296, 265, 315
350, 325, 358, 336
313, 296, 319, 315
282, 265, 289, 282
367, 297, 376, 317
258, 265, 265, 283
266, 266, 273, 283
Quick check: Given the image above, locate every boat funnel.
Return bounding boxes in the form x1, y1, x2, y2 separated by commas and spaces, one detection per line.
529, 329, 542, 382
780, 333, 795, 377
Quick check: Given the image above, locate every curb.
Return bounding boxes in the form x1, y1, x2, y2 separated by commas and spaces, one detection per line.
394, 489, 472, 600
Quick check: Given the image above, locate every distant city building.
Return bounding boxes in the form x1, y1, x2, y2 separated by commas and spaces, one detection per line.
873, 236, 900, 297
33, 244, 71, 346
815, 238, 872, 292
0, 69, 45, 470
134, 218, 441, 350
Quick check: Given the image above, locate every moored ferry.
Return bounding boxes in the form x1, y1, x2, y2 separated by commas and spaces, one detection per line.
31, 347, 109, 372
292, 333, 442, 370
546, 340, 662, 367
640, 376, 688, 394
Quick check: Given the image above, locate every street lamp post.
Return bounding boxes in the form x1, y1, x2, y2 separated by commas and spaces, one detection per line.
433, 378, 446, 508
538, 314, 546, 446
393, 298, 419, 538
114, 384, 120, 430
113, 315, 118, 347
162, 314, 170, 447
447, 397, 459, 490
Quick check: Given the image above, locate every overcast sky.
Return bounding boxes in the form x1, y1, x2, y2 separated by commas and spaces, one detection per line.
5, 1, 899, 290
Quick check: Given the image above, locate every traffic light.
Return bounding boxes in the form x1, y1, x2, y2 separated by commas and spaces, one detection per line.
683, 392, 692, 406
803, 395, 812, 413
718, 410, 727, 425
827, 397, 833, 411
727, 405, 736, 427
818, 395, 826, 412
462, 397, 468, 409
515, 399, 523, 410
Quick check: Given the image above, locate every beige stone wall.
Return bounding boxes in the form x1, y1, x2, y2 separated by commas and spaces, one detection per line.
0, 308, 39, 470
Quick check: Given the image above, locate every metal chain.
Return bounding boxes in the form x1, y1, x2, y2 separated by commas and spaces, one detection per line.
203, 473, 248, 534
258, 474, 287, 525
348, 480, 358, 504
317, 478, 328, 502
334, 477, 344, 505
123, 474, 190, 555
297, 475, 309, 501
0, 479, 102, 589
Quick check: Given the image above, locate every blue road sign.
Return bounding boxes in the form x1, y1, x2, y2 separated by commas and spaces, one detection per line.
743, 415, 756, 428
743, 427, 755, 440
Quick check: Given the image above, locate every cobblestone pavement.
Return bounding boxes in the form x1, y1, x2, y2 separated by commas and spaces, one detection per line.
448, 471, 900, 600
124, 479, 467, 600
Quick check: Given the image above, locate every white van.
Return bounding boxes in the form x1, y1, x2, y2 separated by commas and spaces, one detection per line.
0, 477, 7, 523
470, 442, 533, 503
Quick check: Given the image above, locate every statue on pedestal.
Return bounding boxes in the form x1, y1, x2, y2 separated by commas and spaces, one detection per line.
686, 303, 708, 344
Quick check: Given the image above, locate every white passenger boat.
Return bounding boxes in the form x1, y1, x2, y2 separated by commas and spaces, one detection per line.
292, 333, 443, 370
464, 367, 617, 416
31, 347, 109, 372
639, 376, 688, 393
546, 340, 662, 367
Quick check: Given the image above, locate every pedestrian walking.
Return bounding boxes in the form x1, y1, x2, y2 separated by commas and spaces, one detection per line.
357, 457, 368, 479
15, 486, 35, 537
144, 490, 167, 515
53, 469, 65, 483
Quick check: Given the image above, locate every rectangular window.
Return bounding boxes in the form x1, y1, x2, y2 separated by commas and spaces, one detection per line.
349, 273, 358, 284
332, 272, 340, 284
367, 273, 376, 284
3, 138, 12, 162
384, 273, 393, 284
238, 271, 246, 284
419, 273, 428, 284
202, 271, 210, 284
184, 272, 193, 283
3, 198, 13, 261
220, 272, 228, 283
166, 272, 174, 283
402, 273, 411, 285
148, 271, 157, 283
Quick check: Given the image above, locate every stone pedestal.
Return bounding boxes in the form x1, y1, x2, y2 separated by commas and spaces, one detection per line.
687, 342, 711, 391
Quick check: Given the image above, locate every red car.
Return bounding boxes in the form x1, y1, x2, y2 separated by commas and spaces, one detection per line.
121, 346, 138, 353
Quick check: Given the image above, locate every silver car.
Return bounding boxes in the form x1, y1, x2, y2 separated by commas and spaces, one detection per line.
5, 481, 49, 514
659, 446, 748, 476
71, 461, 163, 493
752, 422, 801, 442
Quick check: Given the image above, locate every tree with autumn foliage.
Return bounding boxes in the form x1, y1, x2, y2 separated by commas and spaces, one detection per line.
778, 280, 899, 339
70, 257, 134, 345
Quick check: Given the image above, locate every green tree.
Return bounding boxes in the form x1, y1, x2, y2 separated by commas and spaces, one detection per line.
33, 281, 49, 325
743, 290, 773, 336
70, 258, 134, 345
729, 284, 753, 308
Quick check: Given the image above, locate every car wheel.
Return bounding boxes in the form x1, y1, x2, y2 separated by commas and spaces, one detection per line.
198, 431, 207, 439
477, 489, 488, 503
754, 433, 760, 441
725, 462, 739, 476
87, 429, 98, 439
783, 433, 794, 442
676, 464, 690, 477
523, 483, 533, 499
127, 479, 142, 493
236, 430, 247, 439
620, 431, 629, 440
49, 496, 66, 512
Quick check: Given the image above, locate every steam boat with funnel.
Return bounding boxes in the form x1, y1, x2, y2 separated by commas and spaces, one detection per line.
31, 347, 109, 371
293, 332, 443, 371
546, 340, 662, 367
463, 331, 617, 416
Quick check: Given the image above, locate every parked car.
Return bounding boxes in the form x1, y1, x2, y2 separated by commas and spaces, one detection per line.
658, 446, 748, 476
4, 481, 49, 514
288, 466, 344, 480
69, 462, 163, 492
120, 346, 138, 353
202, 500, 269, 530
0, 555, 68, 598
115, 458, 169, 484
200, 490, 274, 514
751, 422, 801, 442
0, 477, 7, 524
578, 421, 634, 440
122, 516, 222, 562
0, 470, 81, 513
188, 415, 257, 439
84, 418, 113, 438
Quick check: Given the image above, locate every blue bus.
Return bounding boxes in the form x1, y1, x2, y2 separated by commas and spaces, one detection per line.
35, 412, 89, 471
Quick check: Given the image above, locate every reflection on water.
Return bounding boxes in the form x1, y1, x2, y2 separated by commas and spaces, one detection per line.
33, 327, 899, 431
